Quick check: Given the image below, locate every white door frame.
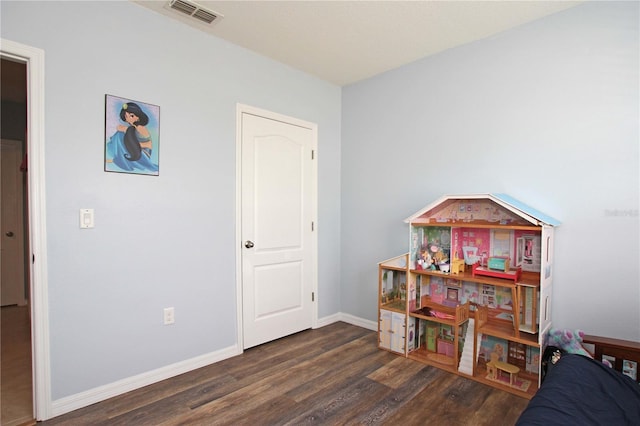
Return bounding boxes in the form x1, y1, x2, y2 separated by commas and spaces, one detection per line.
235, 103, 318, 351
1, 38, 52, 420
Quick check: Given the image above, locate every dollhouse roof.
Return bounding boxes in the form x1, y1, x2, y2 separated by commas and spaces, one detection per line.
404, 193, 561, 227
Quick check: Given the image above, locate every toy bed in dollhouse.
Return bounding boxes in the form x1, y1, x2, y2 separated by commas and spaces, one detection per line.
516, 335, 640, 425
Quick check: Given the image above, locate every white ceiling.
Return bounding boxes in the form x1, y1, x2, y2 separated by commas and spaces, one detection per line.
133, 1, 582, 86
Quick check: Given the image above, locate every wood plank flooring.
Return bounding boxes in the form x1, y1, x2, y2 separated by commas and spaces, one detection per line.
1, 305, 34, 426
41, 322, 528, 425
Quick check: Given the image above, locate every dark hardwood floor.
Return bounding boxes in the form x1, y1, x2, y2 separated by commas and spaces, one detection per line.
1, 305, 34, 426
42, 322, 528, 425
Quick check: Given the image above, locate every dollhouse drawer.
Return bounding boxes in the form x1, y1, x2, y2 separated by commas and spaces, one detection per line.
488, 257, 509, 271
437, 340, 454, 357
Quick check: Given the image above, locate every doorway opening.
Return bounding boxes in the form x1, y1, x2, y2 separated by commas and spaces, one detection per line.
1, 58, 33, 426
1, 38, 50, 422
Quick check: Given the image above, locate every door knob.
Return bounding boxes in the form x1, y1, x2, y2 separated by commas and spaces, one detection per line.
5, 231, 14, 237
244, 240, 254, 249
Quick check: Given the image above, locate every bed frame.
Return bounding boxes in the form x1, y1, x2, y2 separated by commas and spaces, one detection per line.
583, 334, 640, 385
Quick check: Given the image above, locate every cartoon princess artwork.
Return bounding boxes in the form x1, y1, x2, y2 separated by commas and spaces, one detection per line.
105, 95, 160, 175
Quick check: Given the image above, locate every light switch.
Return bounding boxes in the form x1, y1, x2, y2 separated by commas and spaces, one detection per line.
80, 209, 94, 229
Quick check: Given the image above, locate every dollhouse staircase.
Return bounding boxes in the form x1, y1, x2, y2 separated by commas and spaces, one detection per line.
458, 319, 480, 376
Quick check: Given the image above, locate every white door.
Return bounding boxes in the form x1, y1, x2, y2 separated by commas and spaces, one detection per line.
1, 139, 26, 306
240, 108, 317, 349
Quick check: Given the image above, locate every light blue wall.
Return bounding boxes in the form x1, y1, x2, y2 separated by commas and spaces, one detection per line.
1, 1, 342, 400
2, 0, 638, 407
342, 1, 639, 341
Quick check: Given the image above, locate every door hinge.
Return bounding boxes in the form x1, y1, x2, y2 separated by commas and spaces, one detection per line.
311, 221, 314, 231
312, 292, 315, 302
311, 150, 315, 160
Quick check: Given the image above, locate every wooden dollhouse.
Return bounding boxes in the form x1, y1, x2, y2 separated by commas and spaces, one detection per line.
377, 194, 560, 398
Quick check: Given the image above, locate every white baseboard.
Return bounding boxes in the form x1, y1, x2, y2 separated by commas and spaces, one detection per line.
50, 312, 376, 419
338, 313, 377, 331
51, 344, 241, 418
315, 312, 342, 328
316, 312, 377, 331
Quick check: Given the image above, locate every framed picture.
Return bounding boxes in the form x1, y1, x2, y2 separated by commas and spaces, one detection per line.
105, 94, 160, 176
602, 354, 616, 367
622, 360, 637, 381
446, 278, 461, 288
447, 288, 459, 302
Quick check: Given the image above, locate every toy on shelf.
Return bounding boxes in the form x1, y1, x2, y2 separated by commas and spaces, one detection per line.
462, 246, 480, 265
472, 263, 522, 282
416, 248, 435, 271
429, 243, 449, 273
487, 352, 521, 387
416, 243, 451, 273
487, 256, 510, 272
451, 252, 465, 275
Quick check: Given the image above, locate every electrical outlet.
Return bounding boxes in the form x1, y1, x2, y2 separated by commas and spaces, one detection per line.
163, 307, 175, 325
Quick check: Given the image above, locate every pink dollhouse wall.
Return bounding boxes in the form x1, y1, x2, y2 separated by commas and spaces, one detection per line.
452, 227, 491, 265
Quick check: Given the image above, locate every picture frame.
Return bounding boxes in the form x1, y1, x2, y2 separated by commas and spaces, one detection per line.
447, 288, 459, 302
446, 278, 462, 288
602, 354, 616, 367
622, 359, 637, 381
104, 94, 160, 176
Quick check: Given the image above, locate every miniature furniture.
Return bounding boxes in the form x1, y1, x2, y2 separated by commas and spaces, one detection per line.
487, 352, 520, 386
486, 356, 497, 380
450, 253, 465, 275
472, 262, 522, 282
462, 246, 480, 265
377, 194, 560, 399
487, 256, 510, 272
437, 339, 454, 357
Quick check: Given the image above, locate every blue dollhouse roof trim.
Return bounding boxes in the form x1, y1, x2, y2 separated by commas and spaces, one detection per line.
404, 193, 561, 227
491, 193, 561, 227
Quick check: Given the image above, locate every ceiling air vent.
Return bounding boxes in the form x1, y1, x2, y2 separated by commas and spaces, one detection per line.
193, 8, 218, 24
167, 0, 222, 25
